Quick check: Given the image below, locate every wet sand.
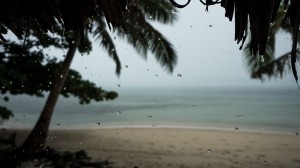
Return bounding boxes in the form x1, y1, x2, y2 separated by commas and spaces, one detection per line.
1, 127, 300, 168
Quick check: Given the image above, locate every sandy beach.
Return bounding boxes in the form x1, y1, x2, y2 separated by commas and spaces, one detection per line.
1, 127, 300, 168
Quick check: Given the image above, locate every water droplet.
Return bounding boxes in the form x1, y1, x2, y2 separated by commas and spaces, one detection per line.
97, 122, 101, 126
177, 74, 182, 77
117, 84, 121, 87
148, 115, 153, 119
209, 25, 213, 28
235, 127, 239, 132
149, 15, 152, 19
125, 65, 128, 68
261, 55, 265, 62
193, 105, 197, 109
207, 149, 211, 153
151, 100, 156, 104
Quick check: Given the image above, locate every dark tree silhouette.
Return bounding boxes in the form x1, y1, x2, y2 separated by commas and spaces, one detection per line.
19, 0, 178, 153
243, 4, 300, 81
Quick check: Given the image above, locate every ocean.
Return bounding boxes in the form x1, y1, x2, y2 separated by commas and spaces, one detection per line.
1, 86, 300, 134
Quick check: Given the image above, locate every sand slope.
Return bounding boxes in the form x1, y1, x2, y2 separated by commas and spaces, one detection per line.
2, 128, 300, 168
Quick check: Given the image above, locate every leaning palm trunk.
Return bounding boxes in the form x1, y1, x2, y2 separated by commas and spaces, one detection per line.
21, 32, 81, 152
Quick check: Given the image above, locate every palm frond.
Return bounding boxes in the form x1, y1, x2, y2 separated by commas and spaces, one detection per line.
144, 22, 177, 72
93, 17, 121, 75
251, 49, 300, 80
118, 6, 177, 72
132, 0, 178, 24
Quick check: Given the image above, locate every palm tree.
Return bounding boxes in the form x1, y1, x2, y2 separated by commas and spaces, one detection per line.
243, 4, 300, 81
21, 0, 178, 152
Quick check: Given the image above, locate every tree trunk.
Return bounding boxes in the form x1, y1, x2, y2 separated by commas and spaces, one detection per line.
21, 32, 81, 152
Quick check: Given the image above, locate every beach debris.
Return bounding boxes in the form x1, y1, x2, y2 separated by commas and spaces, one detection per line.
97, 122, 101, 126
177, 74, 182, 77
207, 149, 212, 153
235, 127, 239, 132
193, 105, 197, 109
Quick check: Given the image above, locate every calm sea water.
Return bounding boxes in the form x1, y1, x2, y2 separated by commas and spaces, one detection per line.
2, 86, 300, 133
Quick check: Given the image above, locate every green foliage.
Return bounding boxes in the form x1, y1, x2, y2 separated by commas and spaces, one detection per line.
114, 1, 178, 72
0, 106, 13, 119
243, 4, 300, 81
0, 29, 117, 120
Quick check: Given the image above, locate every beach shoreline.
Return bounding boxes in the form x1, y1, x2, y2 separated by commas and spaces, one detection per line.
1, 127, 300, 168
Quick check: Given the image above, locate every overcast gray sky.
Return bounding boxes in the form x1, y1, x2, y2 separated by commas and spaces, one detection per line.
71, 1, 297, 90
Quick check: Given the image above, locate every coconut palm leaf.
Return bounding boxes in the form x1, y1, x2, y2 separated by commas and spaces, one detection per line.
243, 4, 300, 81
133, 0, 178, 24
93, 17, 122, 75
116, 2, 177, 72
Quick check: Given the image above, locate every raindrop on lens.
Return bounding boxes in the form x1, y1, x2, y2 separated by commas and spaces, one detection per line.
260, 55, 265, 62
235, 127, 239, 132
151, 100, 156, 104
